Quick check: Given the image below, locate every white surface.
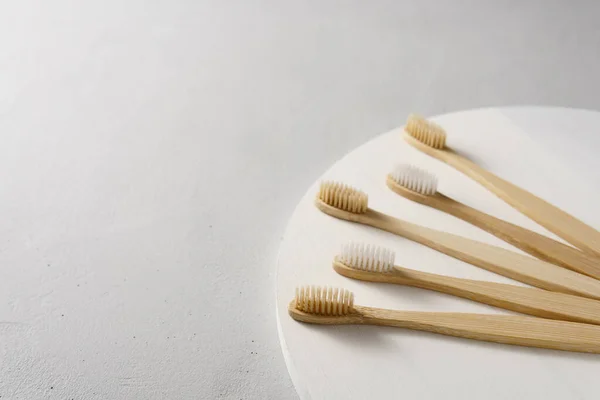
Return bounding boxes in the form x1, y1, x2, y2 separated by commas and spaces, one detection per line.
276, 107, 600, 400
3, 1, 600, 399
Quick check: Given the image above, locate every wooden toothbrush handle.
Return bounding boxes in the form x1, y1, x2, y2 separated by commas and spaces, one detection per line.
335, 262, 600, 325
437, 195, 600, 279
446, 151, 600, 258
358, 306, 600, 354
364, 209, 600, 300
396, 267, 600, 325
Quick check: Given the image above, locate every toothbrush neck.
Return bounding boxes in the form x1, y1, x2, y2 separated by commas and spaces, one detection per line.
363, 208, 432, 241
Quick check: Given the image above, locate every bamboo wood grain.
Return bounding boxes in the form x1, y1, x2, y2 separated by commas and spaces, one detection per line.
386, 176, 600, 280
404, 131, 600, 258
315, 199, 600, 299
333, 260, 600, 325
289, 300, 600, 354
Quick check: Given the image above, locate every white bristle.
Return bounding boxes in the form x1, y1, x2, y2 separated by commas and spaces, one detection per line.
338, 242, 395, 272
390, 164, 438, 195
294, 285, 354, 315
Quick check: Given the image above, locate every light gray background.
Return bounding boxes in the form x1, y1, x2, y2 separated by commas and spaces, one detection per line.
1, 1, 599, 399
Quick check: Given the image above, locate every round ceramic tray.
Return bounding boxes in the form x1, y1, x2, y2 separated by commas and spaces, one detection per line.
276, 107, 600, 400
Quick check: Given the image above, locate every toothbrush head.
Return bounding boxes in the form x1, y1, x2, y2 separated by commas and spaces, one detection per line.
405, 114, 447, 149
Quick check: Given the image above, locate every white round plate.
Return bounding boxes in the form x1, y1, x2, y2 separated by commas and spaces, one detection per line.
276, 107, 600, 400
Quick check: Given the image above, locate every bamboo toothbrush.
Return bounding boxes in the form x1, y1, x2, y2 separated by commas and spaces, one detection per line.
315, 181, 600, 299
386, 164, 600, 279
403, 114, 600, 258
333, 242, 600, 325
289, 285, 600, 354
